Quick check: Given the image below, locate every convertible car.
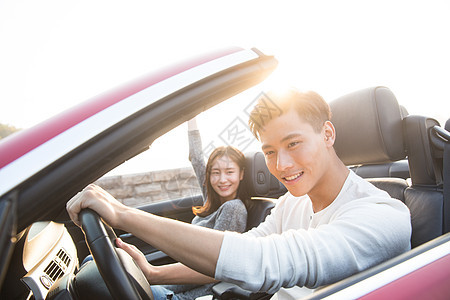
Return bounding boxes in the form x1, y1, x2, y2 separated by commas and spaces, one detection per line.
0, 47, 449, 300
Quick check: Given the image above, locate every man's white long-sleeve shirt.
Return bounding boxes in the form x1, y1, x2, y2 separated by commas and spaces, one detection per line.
215, 171, 411, 299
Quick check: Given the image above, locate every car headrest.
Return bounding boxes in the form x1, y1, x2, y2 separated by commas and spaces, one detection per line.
241, 152, 287, 198
329, 86, 406, 166
404, 115, 442, 186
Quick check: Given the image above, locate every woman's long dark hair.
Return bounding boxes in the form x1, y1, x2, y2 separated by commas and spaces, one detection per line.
192, 146, 248, 217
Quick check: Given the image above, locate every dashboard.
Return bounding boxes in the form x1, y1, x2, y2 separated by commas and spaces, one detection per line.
20, 221, 77, 299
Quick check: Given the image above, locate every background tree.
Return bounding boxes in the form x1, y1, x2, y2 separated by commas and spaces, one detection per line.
0, 123, 21, 140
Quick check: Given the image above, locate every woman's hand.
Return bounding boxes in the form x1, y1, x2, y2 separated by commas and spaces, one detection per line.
66, 184, 129, 229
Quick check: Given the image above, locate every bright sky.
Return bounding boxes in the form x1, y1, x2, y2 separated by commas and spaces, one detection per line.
1, 0, 449, 174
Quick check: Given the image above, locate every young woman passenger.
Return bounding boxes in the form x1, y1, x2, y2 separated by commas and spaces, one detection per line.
188, 118, 248, 231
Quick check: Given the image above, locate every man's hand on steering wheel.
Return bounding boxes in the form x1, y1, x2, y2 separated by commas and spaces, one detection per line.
67, 184, 129, 228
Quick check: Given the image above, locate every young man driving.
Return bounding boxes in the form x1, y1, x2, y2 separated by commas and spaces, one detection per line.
67, 88, 411, 299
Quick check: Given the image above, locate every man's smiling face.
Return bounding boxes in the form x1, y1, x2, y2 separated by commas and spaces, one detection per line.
260, 109, 331, 198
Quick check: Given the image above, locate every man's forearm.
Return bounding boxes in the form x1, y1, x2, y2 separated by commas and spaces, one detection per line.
152, 262, 218, 285
120, 207, 225, 277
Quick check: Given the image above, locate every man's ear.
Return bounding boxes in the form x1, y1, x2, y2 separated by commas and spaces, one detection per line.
323, 121, 336, 145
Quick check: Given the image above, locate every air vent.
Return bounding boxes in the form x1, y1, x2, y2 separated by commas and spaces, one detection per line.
41, 248, 71, 288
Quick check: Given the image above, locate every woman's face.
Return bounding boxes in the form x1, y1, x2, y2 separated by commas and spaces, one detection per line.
209, 154, 244, 203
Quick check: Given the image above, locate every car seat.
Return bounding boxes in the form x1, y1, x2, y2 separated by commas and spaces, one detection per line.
330, 86, 447, 248
241, 151, 286, 231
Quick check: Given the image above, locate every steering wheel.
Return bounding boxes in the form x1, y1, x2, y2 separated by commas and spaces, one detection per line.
79, 209, 153, 300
